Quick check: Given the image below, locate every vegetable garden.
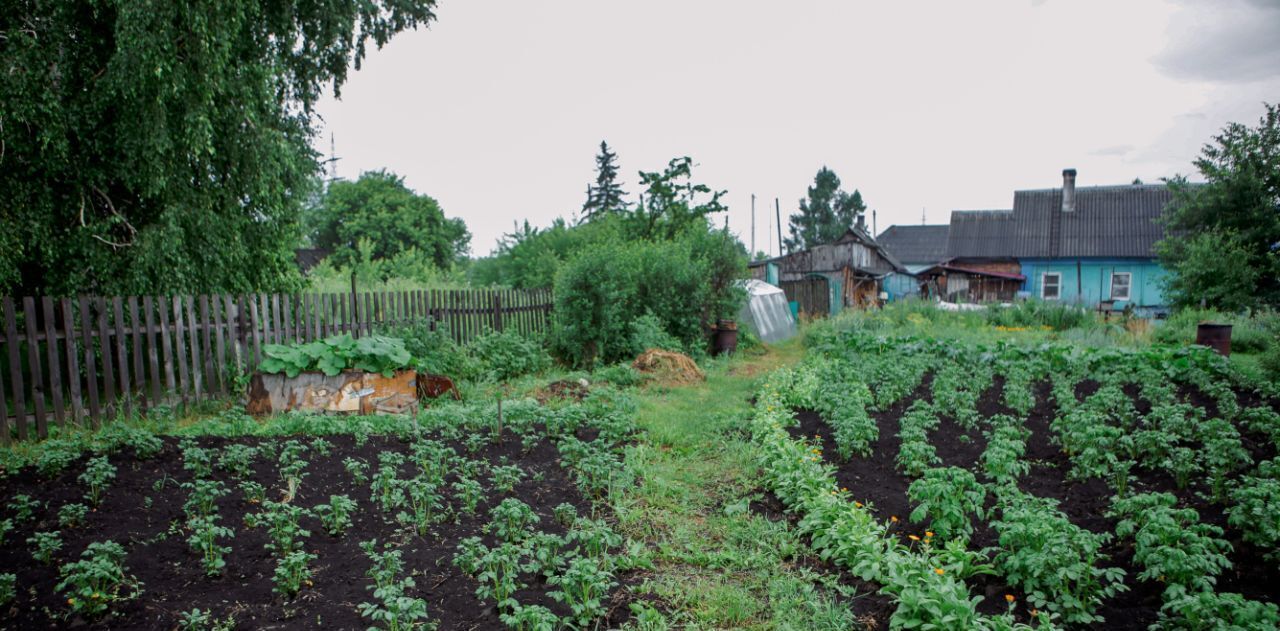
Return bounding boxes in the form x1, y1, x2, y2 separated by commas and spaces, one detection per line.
0, 392, 639, 629
752, 327, 1280, 629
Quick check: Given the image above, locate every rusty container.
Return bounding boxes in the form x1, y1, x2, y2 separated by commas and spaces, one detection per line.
1195, 323, 1232, 357
712, 319, 738, 356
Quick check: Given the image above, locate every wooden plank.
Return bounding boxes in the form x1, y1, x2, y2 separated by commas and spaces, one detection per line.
157, 297, 176, 396
96, 297, 117, 420
258, 294, 271, 347
172, 296, 190, 405
281, 294, 294, 344
270, 294, 282, 344
4, 298, 28, 440
248, 297, 263, 369
79, 297, 102, 425
22, 297, 48, 437
40, 298, 65, 430
143, 297, 162, 404
111, 297, 132, 419
337, 294, 348, 335
129, 297, 146, 412
363, 292, 373, 336
59, 298, 83, 425
212, 296, 228, 394
186, 296, 203, 401
228, 295, 245, 371
199, 296, 216, 394
313, 294, 323, 340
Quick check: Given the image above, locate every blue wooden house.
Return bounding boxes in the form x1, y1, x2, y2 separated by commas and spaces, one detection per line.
946, 169, 1173, 315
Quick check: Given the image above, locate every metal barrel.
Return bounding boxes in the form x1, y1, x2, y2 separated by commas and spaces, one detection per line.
1195, 323, 1232, 357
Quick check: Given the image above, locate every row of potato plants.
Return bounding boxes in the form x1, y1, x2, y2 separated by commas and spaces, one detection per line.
753, 364, 1052, 630
813, 331, 1280, 628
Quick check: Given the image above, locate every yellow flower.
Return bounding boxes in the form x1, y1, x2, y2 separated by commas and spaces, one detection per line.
1031, 609, 1039, 617
890, 515, 899, 523
840, 487, 848, 492
1005, 594, 1015, 603
925, 531, 934, 538
67, 598, 75, 606
854, 501, 864, 508
908, 535, 920, 541
934, 568, 945, 575
92, 592, 101, 599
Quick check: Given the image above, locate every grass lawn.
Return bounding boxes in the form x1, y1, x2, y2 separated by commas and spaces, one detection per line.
611, 340, 885, 630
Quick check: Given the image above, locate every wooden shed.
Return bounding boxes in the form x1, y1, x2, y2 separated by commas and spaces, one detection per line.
748, 225, 906, 317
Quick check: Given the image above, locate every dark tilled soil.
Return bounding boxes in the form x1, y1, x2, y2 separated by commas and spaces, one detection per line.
0, 431, 635, 630
794, 370, 1280, 630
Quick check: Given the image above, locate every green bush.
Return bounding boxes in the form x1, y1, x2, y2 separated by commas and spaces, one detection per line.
985, 300, 1095, 331
628, 313, 684, 355
379, 321, 480, 380
470, 330, 551, 382
1152, 308, 1278, 353
552, 228, 746, 368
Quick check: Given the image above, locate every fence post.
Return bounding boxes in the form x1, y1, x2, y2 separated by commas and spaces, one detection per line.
493, 292, 503, 332
350, 272, 360, 339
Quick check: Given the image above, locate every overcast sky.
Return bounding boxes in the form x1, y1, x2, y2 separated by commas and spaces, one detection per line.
313, 0, 1280, 258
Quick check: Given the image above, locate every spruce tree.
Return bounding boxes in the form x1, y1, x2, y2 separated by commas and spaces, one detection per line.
784, 167, 866, 251
580, 141, 628, 222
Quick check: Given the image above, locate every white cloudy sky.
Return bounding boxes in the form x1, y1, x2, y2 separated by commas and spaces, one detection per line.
313, 0, 1280, 257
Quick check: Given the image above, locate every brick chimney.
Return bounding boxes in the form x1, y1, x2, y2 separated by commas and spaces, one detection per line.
1062, 168, 1077, 212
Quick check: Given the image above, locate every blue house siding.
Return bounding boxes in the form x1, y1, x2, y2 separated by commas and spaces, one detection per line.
1018, 258, 1167, 314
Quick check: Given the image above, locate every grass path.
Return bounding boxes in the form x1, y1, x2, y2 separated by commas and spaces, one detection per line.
612, 341, 880, 630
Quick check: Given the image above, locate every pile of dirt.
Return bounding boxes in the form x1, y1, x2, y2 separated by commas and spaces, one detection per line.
535, 379, 590, 404
632, 348, 705, 385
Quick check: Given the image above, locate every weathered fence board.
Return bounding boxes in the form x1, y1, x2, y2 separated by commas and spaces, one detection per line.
0, 288, 553, 440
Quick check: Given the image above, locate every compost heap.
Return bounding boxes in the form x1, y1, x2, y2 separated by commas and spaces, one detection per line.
632, 349, 705, 385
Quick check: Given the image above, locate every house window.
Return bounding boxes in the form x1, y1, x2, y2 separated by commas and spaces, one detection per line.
1042, 273, 1061, 300
1111, 272, 1132, 301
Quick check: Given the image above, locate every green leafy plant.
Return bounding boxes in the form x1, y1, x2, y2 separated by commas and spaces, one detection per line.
56, 540, 141, 618
488, 498, 539, 543
0, 573, 14, 608
271, 550, 317, 597
217, 444, 258, 478
396, 479, 443, 536
549, 556, 617, 628
183, 479, 230, 520
58, 503, 89, 529
8, 494, 41, 522
344, 457, 370, 485
239, 480, 267, 505
180, 440, 215, 478
187, 516, 234, 576
989, 492, 1126, 625
246, 501, 312, 556
315, 495, 358, 536
29, 530, 63, 565
259, 334, 411, 378
907, 467, 986, 542
1110, 493, 1231, 594
500, 604, 559, 631
489, 464, 525, 494
1156, 588, 1280, 630
358, 539, 432, 631
79, 456, 117, 506
553, 502, 578, 527
451, 477, 483, 516
1226, 472, 1280, 559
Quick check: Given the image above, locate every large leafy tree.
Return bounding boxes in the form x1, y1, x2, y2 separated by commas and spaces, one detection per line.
580, 141, 628, 222
630, 157, 727, 240
0, 1, 437, 297
1156, 103, 1280, 310
785, 166, 866, 251
311, 170, 469, 270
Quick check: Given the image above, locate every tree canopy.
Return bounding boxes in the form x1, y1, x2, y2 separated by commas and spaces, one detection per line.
310, 170, 470, 271
785, 166, 866, 251
1156, 103, 1280, 311
0, 0, 438, 297
580, 141, 628, 222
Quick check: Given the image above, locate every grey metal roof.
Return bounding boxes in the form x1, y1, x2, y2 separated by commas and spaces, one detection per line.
876, 225, 950, 264
946, 184, 1175, 259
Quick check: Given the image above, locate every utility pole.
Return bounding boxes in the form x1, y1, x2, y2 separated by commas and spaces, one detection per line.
750, 194, 756, 256
872, 210, 877, 237
775, 197, 784, 256
922, 207, 926, 225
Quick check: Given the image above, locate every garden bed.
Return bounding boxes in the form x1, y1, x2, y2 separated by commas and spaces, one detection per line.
0, 399, 637, 630
776, 332, 1280, 629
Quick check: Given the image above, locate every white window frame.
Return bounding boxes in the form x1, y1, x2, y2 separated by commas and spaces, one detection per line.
1041, 272, 1062, 300
1111, 272, 1132, 301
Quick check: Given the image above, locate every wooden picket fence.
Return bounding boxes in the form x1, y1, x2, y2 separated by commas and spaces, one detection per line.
0, 288, 553, 443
